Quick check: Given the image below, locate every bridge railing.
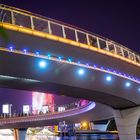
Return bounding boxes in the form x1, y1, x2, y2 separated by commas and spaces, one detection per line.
0, 4, 140, 64
0, 100, 90, 119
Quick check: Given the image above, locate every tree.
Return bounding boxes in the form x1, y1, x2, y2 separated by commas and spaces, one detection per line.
0, 26, 8, 41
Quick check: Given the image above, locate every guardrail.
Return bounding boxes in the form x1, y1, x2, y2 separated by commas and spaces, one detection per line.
0, 4, 140, 64
0, 101, 95, 126
0, 100, 92, 120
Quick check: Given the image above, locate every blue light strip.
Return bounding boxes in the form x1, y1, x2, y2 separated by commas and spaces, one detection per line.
0, 47, 140, 85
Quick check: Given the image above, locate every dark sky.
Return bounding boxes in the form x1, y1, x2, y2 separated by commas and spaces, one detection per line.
1, 0, 140, 53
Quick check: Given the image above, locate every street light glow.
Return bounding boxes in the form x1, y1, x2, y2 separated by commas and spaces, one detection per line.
78, 69, 84, 75
38, 60, 47, 68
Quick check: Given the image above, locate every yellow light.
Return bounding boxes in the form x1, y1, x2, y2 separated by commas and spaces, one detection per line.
82, 121, 87, 127
1, 23, 140, 68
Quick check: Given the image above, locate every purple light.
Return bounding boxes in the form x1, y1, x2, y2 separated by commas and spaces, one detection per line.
9, 46, 13, 51
134, 78, 137, 80
118, 72, 122, 75
113, 70, 116, 73
123, 74, 126, 77
93, 65, 97, 68
23, 49, 27, 54
132, 77, 135, 80
8, 44, 14, 51
136, 78, 138, 81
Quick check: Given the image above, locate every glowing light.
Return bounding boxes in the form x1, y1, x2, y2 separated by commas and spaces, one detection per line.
47, 54, 51, 58
78, 69, 84, 75
23, 49, 27, 54
32, 92, 54, 113
119, 72, 122, 75
138, 88, 140, 92
8, 44, 14, 51
9, 46, 13, 51
93, 65, 97, 68
125, 82, 131, 87
101, 67, 104, 70
35, 51, 39, 56
58, 56, 62, 61
3, 46, 140, 85
38, 60, 47, 68
106, 76, 112, 81
68, 58, 72, 62
82, 122, 87, 127
108, 69, 111, 72
113, 70, 117, 73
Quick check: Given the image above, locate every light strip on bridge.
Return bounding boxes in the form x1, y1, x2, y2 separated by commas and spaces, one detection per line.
0, 47, 140, 85
0, 22, 140, 68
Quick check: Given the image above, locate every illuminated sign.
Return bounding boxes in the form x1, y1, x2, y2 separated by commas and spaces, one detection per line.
32, 92, 54, 113
23, 105, 30, 114
42, 105, 49, 113
2, 104, 10, 114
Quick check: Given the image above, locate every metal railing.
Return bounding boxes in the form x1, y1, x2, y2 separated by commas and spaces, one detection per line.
0, 4, 140, 64
0, 100, 91, 120
0, 101, 95, 126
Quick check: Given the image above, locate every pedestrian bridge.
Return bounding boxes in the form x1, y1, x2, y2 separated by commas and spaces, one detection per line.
0, 4, 140, 110
0, 101, 95, 129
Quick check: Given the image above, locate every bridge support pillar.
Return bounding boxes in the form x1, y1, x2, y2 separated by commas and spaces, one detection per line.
113, 107, 140, 140
14, 128, 27, 140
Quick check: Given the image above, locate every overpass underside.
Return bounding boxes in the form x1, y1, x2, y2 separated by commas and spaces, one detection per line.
0, 29, 139, 109
0, 50, 137, 109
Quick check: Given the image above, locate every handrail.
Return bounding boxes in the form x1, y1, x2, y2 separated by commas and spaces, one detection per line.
0, 4, 140, 65
0, 101, 90, 119
0, 101, 95, 125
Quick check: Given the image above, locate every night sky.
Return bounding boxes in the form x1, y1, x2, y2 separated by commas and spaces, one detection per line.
1, 0, 140, 53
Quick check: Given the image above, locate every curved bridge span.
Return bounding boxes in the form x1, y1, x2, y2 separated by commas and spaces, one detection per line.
0, 4, 140, 109
0, 102, 95, 129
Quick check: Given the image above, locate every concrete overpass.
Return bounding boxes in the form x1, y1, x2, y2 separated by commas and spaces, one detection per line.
0, 4, 140, 140
0, 102, 96, 129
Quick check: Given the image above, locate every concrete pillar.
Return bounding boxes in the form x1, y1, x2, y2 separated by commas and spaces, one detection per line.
113, 106, 140, 140
14, 128, 27, 140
